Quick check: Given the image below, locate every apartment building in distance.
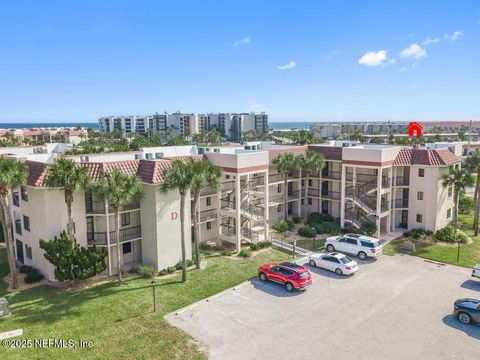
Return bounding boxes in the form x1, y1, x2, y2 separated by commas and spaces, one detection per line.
0, 127, 88, 145
310, 121, 480, 139
98, 112, 269, 141
7, 140, 461, 281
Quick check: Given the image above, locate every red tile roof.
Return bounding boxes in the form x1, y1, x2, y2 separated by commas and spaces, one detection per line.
267, 146, 307, 164
393, 148, 461, 166
25, 155, 205, 187
308, 145, 343, 161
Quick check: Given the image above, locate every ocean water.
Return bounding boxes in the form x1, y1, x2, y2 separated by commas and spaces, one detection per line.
0, 121, 314, 130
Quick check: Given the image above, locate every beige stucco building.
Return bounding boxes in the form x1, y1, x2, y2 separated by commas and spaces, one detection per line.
7, 141, 461, 281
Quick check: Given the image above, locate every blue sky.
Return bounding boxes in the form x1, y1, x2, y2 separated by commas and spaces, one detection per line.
1, 0, 479, 123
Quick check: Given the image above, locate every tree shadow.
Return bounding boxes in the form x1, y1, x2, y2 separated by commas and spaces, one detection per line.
442, 314, 480, 340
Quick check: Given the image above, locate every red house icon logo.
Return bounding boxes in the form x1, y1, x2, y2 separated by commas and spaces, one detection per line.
407, 122, 423, 137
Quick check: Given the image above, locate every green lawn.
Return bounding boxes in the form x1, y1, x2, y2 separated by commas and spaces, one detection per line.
383, 214, 480, 268
0, 248, 288, 359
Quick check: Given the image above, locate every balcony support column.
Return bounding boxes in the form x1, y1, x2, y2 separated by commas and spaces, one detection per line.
264, 170, 269, 241
376, 168, 382, 240
298, 169, 302, 216
340, 164, 346, 228
105, 199, 112, 276
235, 175, 241, 253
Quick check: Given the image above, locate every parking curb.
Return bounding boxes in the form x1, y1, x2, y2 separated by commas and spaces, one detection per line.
173, 280, 252, 315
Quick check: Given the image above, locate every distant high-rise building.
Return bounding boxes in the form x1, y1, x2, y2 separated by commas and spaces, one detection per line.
98, 112, 269, 141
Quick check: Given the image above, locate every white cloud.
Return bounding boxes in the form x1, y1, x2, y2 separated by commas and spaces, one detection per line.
444, 30, 463, 42
400, 43, 427, 59
277, 61, 296, 70
422, 36, 441, 45
358, 50, 388, 66
234, 37, 251, 47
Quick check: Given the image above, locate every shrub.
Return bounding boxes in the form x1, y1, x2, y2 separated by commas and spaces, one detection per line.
19, 265, 34, 274
24, 268, 44, 283
298, 226, 317, 238
459, 195, 474, 215
221, 250, 235, 256
359, 222, 377, 236
310, 222, 325, 234
166, 266, 177, 274
292, 215, 302, 224
250, 241, 271, 251
457, 231, 471, 244
158, 269, 168, 276
403, 230, 411, 238
175, 261, 183, 270
425, 230, 433, 236
324, 221, 340, 234
409, 228, 425, 239
138, 265, 157, 279
272, 220, 293, 233
307, 212, 334, 225
238, 249, 252, 258
186, 259, 194, 267
434, 225, 456, 243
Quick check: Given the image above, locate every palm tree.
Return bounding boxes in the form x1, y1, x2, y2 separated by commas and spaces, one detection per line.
46, 158, 91, 241
91, 169, 143, 285
442, 168, 473, 233
190, 159, 222, 269
273, 153, 302, 220
160, 160, 194, 282
465, 152, 480, 235
301, 150, 325, 215
0, 158, 28, 289
293, 130, 315, 145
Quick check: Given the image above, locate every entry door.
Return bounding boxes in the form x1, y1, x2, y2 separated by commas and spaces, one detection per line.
321, 200, 329, 214
401, 210, 408, 228
122, 242, 133, 263
287, 202, 293, 215
16, 239, 24, 263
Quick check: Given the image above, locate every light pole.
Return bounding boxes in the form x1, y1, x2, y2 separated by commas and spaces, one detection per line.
151, 280, 157, 312
456, 238, 461, 263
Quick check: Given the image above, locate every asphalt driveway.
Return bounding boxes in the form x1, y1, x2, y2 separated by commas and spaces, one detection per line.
166, 254, 480, 360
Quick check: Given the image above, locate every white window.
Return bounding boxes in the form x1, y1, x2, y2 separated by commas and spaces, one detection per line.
417, 192, 424, 200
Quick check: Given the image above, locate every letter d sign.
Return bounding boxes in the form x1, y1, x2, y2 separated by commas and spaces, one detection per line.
170, 212, 178, 220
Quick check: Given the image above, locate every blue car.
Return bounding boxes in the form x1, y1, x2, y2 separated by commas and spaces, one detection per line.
453, 298, 480, 324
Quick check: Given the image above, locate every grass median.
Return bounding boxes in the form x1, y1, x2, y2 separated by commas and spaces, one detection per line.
383, 214, 480, 268
0, 248, 288, 359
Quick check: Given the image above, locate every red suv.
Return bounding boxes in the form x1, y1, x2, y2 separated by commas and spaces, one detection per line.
258, 262, 312, 292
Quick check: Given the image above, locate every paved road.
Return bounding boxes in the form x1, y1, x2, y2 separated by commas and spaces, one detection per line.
167, 254, 480, 360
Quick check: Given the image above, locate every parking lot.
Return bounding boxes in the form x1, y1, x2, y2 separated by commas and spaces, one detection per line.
167, 254, 480, 360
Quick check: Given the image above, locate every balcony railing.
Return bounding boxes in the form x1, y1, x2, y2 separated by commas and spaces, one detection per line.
395, 177, 410, 186
356, 173, 377, 184
110, 226, 142, 243
268, 174, 284, 183
220, 198, 236, 210
12, 192, 20, 207
307, 188, 320, 197
193, 209, 217, 222
88, 226, 142, 246
87, 232, 108, 246
287, 190, 300, 200
322, 171, 342, 180
268, 194, 284, 203
220, 224, 236, 237
381, 203, 389, 212
86, 201, 106, 214
393, 198, 409, 208
321, 191, 341, 201
15, 219, 22, 235
121, 200, 141, 211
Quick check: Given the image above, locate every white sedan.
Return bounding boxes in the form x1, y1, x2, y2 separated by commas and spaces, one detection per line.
308, 252, 359, 275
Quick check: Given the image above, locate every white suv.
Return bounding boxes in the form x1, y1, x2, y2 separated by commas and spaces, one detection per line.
473, 264, 480, 280
325, 234, 383, 260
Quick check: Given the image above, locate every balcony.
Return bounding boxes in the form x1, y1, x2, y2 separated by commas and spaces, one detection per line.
268, 174, 284, 183
393, 198, 409, 208
287, 190, 300, 201
321, 191, 341, 201
268, 194, 284, 204
220, 224, 236, 237
381, 203, 390, 212
193, 209, 217, 222
12, 192, 20, 207
86, 201, 106, 214
87, 226, 142, 246
307, 188, 320, 197
395, 177, 410, 186
381, 178, 390, 189
356, 173, 377, 184
15, 219, 22, 235
322, 171, 342, 180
